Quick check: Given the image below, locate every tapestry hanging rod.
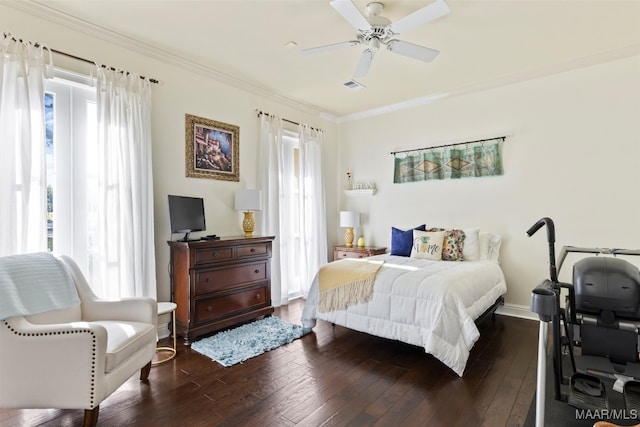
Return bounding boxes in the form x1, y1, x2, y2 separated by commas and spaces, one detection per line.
390, 136, 506, 155
4, 32, 159, 84
256, 110, 323, 133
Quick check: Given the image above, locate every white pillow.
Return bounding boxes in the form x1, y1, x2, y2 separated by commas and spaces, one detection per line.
479, 232, 502, 262
462, 228, 480, 261
410, 230, 445, 260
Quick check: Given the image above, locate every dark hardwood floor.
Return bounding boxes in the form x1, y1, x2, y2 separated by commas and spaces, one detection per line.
0, 298, 538, 426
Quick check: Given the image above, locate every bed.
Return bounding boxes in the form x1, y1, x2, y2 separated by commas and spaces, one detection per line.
300, 228, 507, 377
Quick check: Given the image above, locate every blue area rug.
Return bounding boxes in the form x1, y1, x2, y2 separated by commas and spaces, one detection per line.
191, 316, 310, 367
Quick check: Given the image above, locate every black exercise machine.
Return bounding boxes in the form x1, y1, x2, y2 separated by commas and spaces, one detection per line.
528, 217, 640, 426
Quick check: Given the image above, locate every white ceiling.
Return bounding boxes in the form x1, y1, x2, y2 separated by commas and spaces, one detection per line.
22, 0, 640, 118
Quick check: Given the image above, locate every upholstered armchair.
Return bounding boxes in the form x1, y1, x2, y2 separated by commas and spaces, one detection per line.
0, 253, 157, 427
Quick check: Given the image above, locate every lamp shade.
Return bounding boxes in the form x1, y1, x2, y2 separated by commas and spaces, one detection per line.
235, 189, 262, 211
340, 211, 360, 228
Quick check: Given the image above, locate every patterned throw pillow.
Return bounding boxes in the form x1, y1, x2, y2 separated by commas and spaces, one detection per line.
410, 230, 445, 260
427, 228, 466, 261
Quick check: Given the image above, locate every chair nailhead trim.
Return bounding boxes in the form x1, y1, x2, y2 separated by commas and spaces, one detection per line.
3, 320, 98, 407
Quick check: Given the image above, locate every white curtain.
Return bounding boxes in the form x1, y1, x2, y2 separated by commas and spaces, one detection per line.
258, 114, 328, 306
94, 68, 156, 299
0, 34, 52, 256
297, 124, 328, 298
259, 114, 285, 305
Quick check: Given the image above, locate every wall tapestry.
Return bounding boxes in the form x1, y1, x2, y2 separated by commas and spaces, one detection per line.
393, 138, 504, 184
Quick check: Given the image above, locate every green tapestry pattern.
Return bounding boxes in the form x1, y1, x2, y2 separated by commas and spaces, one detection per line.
393, 141, 503, 183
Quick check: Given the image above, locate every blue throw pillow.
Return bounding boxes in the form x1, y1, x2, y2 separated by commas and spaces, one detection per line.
391, 225, 426, 256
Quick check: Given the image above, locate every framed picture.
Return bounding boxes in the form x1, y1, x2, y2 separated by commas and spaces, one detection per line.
185, 114, 239, 181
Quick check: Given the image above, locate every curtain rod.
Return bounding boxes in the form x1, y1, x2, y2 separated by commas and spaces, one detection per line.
256, 110, 323, 133
390, 136, 506, 155
4, 32, 159, 84
52, 48, 160, 84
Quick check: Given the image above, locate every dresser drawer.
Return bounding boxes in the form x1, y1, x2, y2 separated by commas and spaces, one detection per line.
194, 262, 267, 294
195, 286, 267, 323
237, 243, 270, 259
333, 246, 387, 261
335, 250, 366, 259
194, 246, 234, 265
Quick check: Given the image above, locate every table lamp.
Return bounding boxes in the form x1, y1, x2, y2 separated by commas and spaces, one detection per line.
235, 189, 262, 237
340, 211, 360, 247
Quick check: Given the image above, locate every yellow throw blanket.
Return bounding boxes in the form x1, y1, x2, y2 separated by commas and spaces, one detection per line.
318, 258, 384, 313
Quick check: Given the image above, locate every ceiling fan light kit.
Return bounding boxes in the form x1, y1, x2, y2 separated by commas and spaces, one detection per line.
301, 0, 450, 80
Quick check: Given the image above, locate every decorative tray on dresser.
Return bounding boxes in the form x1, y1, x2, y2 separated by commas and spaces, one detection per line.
167, 235, 275, 344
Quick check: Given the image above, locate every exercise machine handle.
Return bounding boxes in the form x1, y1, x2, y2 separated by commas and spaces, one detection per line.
526, 217, 555, 241
527, 217, 558, 283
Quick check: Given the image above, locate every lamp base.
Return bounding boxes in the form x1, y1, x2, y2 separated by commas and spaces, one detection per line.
344, 227, 354, 247
242, 211, 255, 237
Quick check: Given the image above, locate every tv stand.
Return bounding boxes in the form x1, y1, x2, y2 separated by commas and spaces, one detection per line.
179, 231, 192, 242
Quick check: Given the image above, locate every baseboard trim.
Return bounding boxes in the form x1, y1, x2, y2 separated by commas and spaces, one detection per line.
496, 303, 538, 321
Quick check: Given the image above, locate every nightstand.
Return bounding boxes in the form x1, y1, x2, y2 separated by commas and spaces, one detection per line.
333, 245, 387, 261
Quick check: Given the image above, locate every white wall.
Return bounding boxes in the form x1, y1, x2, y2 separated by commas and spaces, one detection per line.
3, 4, 639, 312
337, 55, 640, 310
1, 5, 339, 303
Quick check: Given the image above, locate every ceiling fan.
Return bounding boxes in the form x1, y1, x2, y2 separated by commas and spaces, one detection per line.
301, 0, 450, 79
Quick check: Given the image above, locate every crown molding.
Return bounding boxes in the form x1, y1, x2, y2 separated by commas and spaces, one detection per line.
337, 93, 449, 123
337, 43, 640, 123
6, 0, 331, 120
6, 0, 640, 125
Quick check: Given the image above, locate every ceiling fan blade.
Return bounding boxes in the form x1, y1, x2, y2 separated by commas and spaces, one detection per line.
330, 0, 372, 31
300, 40, 360, 56
353, 49, 375, 78
386, 40, 440, 63
388, 0, 451, 35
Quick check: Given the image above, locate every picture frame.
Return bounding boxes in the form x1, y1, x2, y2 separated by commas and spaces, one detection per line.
185, 113, 239, 181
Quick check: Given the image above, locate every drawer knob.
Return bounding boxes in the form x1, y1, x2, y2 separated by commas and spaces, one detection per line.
213, 252, 218, 257
250, 248, 256, 253
342, 253, 347, 257
255, 294, 260, 299
254, 269, 260, 274
205, 278, 211, 283
206, 306, 212, 312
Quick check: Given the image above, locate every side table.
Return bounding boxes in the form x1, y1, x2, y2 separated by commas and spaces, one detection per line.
153, 302, 177, 366
333, 245, 387, 261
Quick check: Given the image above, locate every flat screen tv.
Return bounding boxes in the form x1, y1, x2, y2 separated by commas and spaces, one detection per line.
168, 195, 206, 241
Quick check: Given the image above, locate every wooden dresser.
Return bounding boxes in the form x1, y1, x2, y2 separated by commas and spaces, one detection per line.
168, 236, 275, 344
333, 245, 387, 261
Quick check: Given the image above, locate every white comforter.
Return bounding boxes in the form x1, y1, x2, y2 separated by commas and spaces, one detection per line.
301, 254, 507, 376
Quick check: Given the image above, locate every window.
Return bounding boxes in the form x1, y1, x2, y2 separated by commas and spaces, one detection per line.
44, 77, 97, 276
283, 130, 302, 298
45, 92, 53, 251
259, 118, 327, 304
